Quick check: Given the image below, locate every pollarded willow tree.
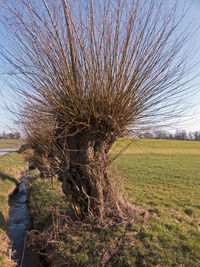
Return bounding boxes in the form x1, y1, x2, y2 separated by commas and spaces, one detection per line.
23, 110, 56, 178
22, 108, 68, 182
0, 0, 196, 223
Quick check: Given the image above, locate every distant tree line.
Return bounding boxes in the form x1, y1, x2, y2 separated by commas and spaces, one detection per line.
0, 131, 21, 139
141, 130, 200, 141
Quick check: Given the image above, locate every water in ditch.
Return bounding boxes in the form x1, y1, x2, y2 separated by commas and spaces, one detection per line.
8, 173, 42, 267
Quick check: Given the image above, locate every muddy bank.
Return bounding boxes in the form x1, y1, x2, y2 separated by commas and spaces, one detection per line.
8, 174, 42, 267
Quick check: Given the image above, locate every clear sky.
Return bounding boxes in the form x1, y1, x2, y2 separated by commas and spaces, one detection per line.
0, 0, 200, 134
174, 0, 200, 132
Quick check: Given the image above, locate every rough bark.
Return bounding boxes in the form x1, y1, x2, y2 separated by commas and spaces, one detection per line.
60, 132, 129, 223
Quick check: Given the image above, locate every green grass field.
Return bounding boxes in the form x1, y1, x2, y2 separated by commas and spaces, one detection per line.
0, 139, 24, 149
0, 152, 26, 266
110, 139, 200, 266
29, 139, 200, 266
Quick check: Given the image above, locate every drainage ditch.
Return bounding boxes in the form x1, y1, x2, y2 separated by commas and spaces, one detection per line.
8, 173, 42, 267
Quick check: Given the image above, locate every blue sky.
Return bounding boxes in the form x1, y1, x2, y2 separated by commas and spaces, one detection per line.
0, 0, 200, 133
175, 0, 200, 132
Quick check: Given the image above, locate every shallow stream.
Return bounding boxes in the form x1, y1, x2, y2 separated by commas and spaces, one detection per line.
8, 173, 42, 267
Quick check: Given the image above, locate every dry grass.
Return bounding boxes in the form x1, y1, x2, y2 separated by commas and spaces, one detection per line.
27, 174, 148, 266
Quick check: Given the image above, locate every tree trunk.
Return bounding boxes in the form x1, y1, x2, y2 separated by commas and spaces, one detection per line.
61, 133, 127, 223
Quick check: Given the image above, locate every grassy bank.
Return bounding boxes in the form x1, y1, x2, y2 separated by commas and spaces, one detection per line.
28, 175, 144, 266
28, 139, 200, 266
0, 152, 26, 266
